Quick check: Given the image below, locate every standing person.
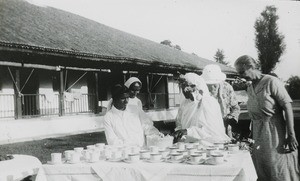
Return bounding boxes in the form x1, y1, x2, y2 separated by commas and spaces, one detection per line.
234, 55, 299, 181
201, 64, 240, 140
172, 72, 230, 143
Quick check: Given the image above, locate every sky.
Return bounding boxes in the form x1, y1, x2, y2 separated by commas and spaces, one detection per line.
28, 0, 300, 81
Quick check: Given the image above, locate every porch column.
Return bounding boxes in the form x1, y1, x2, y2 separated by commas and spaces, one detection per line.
146, 74, 150, 109
59, 69, 65, 116
14, 69, 22, 119
164, 76, 169, 109
94, 72, 99, 114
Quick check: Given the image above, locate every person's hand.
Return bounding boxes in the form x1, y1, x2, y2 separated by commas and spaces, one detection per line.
285, 135, 298, 151
172, 129, 187, 143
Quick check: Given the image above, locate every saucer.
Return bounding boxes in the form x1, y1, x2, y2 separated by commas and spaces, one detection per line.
145, 158, 164, 163
166, 158, 185, 163
67, 160, 81, 164
123, 159, 141, 163
186, 159, 206, 165
205, 159, 226, 165
87, 160, 100, 163
107, 158, 123, 162
47, 161, 63, 165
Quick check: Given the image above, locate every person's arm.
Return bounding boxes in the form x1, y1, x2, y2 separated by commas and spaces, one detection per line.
282, 103, 298, 151
270, 77, 298, 151
103, 116, 124, 145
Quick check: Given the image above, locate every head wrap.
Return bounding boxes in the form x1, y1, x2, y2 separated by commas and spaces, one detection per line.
183, 72, 209, 97
124, 77, 142, 88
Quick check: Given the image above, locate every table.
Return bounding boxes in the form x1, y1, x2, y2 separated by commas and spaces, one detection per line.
39, 151, 257, 181
0, 154, 45, 181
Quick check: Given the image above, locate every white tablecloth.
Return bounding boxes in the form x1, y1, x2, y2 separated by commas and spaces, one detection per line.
39, 151, 257, 181
0, 154, 45, 181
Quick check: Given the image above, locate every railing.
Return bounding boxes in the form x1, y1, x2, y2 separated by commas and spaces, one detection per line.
16, 93, 96, 118
22, 94, 59, 117
64, 94, 96, 114
0, 94, 15, 118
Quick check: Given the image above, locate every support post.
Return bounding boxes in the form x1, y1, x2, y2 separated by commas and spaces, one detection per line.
94, 72, 100, 114
59, 69, 65, 116
164, 76, 169, 109
14, 69, 22, 119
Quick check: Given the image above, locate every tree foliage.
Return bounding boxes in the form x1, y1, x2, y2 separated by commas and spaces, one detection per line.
160, 40, 181, 50
285, 75, 300, 99
214, 49, 229, 65
254, 5, 286, 74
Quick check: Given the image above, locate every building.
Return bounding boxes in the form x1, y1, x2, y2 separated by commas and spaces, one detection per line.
0, 0, 236, 143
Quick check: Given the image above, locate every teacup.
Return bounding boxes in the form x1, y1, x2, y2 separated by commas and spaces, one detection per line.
82, 150, 91, 160
95, 143, 105, 150
149, 146, 159, 154
150, 153, 162, 161
190, 154, 202, 163
206, 148, 217, 156
51, 153, 62, 164
128, 153, 140, 162
168, 146, 178, 154
64, 150, 75, 161
227, 144, 239, 152
111, 150, 122, 160
211, 154, 224, 164
74, 147, 84, 154
177, 142, 185, 150
187, 148, 197, 155
196, 144, 204, 150
86, 145, 96, 150
170, 153, 183, 161
104, 149, 112, 159
177, 150, 188, 158
159, 150, 170, 159
185, 143, 194, 149
89, 151, 100, 162
194, 151, 207, 159
140, 150, 150, 159
192, 142, 200, 148
214, 142, 225, 149
70, 152, 80, 163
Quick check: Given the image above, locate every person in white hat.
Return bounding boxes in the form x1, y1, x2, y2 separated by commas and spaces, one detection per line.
201, 64, 240, 140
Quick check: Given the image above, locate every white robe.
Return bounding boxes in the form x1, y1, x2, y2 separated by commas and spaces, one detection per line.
104, 106, 145, 147
175, 95, 230, 143
107, 97, 159, 136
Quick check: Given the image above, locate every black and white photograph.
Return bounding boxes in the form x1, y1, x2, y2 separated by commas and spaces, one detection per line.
0, 0, 300, 180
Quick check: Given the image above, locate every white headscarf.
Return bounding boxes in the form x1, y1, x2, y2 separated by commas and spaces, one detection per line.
124, 77, 142, 88
183, 72, 209, 98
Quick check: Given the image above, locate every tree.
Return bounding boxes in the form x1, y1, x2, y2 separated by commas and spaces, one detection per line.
254, 6, 286, 74
285, 75, 300, 99
214, 49, 229, 65
160, 40, 181, 50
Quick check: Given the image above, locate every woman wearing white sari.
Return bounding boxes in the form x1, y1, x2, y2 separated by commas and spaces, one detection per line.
173, 73, 230, 143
